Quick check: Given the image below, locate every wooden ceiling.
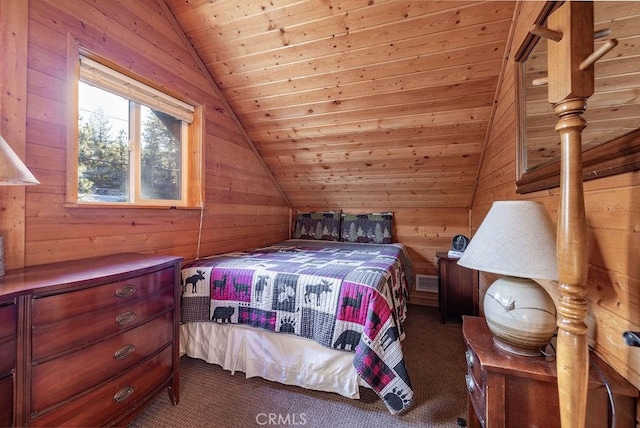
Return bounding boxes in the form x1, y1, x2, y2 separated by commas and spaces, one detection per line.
164, 0, 517, 208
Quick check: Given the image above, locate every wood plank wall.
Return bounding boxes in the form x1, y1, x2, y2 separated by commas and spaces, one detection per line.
0, 1, 29, 271
19, 0, 290, 267
474, 0, 640, 407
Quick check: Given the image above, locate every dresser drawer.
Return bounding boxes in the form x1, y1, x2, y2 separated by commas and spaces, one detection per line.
466, 369, 486, 427
0, 300, 18, 376
0, 374, 13, 427
31, 311, 173, 414
31, 266, 175, 326
465, 344, 486, 426
465, 346, 483, 392
30, 344, 173, 427
0, 336, 16, 375
0, 299, 17, 340
32, 288, 174, 361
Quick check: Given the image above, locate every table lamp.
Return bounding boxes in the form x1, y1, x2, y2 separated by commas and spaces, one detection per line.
457, 200, 558, 357
0, 134, 39, 185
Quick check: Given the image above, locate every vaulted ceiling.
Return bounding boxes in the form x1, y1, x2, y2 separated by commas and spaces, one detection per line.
164, 0, 517, 208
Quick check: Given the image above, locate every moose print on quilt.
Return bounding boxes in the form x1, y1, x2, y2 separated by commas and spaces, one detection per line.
180, 240, 414, 414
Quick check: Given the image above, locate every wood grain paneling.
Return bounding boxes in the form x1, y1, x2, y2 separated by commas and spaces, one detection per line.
0, 0, 30, 271
165, 0, 516, 209
22, 0, 290, 266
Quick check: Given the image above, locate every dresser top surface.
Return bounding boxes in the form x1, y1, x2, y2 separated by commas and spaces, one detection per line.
0, 253, 182, 298
462, 316, 638, 397
463, 316, 557, 377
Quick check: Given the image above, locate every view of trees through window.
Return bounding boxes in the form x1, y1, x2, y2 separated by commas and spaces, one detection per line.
140, 106, 182, 201
78, 107, 129, 202
78, 82, 183, 203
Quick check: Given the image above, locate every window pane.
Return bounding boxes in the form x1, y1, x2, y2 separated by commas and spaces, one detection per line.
140, 106, 182, 201
77, 82, 130, 203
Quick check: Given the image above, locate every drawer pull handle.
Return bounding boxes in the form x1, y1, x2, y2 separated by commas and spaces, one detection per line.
113, 386, 134, 403
116, 311, 137, 326
114, 344, 136, 360
115, 285, 137, 298
465, 374, 474, 393
465, 350, 474, 368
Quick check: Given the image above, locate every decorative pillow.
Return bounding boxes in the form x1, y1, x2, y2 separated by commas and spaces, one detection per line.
293, 211, 341, 241
341, 212, 393, 244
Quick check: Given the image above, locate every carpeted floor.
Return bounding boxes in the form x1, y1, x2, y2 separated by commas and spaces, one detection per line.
129, 305, 468, 428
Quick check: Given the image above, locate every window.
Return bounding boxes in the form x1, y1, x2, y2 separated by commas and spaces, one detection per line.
72, 55, 202, 207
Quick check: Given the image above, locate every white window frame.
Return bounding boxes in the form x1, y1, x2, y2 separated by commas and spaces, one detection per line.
68, 52, 203, 208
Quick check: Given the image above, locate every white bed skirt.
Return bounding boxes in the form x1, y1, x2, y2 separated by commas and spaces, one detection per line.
180, 322, 364, 399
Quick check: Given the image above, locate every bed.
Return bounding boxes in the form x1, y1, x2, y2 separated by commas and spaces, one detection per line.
179, 237, 414, 414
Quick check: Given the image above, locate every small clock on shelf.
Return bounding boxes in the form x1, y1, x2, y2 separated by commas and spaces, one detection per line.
452, 234, 469, 252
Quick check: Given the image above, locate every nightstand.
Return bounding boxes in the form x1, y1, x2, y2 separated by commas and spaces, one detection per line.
462, 316, 638, 427
436, 252, 478, 323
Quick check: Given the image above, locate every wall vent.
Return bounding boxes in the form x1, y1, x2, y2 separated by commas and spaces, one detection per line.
415, 274, 439, 293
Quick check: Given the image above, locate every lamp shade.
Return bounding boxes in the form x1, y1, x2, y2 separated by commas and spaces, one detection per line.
457, 200, 557, 281
0, 134, 39, 185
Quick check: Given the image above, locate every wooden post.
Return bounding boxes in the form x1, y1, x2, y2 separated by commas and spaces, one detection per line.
546, 3, 593, 427
553, 97, 590, 428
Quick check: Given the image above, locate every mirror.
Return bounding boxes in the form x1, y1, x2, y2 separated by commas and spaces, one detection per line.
516, 1, 640, 194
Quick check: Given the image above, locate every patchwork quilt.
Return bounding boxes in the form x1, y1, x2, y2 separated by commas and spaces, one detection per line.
180, 239, 414, 414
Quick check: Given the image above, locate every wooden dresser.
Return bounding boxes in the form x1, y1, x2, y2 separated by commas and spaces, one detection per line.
0, 296, 18, 426
436, 252, 478, 323
462, 316, 638, 427
0, 253, 182, 427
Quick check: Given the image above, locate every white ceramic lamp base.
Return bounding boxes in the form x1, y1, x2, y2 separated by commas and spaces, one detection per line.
483, 276, 557, 357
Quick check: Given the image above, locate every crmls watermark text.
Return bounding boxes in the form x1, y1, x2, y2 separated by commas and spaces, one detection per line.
255, 413, 307, 426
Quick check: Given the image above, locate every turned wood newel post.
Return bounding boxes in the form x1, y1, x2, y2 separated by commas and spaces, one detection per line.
546, 2, 593, 427
553, 98, 589, 428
